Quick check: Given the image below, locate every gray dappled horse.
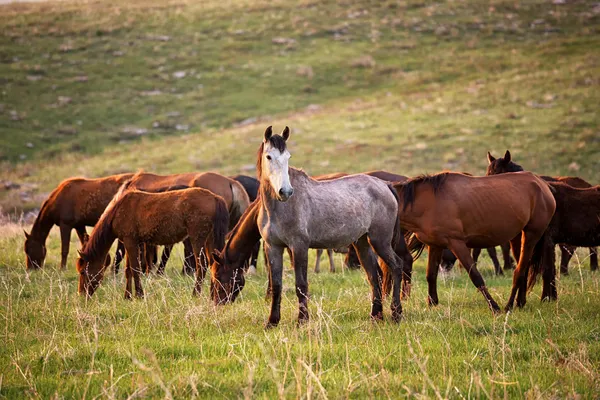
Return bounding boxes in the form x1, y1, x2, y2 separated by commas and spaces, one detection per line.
212, 126, 410, 327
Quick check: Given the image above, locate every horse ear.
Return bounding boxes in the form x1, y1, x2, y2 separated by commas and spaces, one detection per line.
212, 250, 222, 264
282, 126, 290, 141
23, 230, 31, 239
504, 150, 511, 162
264, 126, 273, 142
487, 152, 495, 164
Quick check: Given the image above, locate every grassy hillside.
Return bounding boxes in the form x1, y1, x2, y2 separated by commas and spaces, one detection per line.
1, 0, 599, 398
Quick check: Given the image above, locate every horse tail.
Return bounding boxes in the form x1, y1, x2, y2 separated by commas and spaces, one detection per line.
229, 180, 251, 227
380, 184, 403, 298
212, 196, 230, 252
527, 231, 553, 292
406, 233, 426, 261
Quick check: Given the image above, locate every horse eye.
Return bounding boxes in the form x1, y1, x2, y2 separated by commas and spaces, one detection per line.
266, 155, 272, 160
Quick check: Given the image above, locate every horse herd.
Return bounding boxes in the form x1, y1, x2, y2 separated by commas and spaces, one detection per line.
23, 126, 600, 327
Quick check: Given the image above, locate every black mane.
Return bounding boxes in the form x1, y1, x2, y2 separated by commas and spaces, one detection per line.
397, 173, 449, 211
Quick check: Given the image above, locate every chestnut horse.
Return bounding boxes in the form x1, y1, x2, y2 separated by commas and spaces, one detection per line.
76, 181, 229, 298
400, 172, 556, 311
212, 127, 409, 327
112, 171, 251, 274
24, 173, 133, 270
231, 175, 261, 273
486, 150, 597, 274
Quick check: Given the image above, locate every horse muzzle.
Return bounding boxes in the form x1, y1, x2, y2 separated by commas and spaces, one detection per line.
277, 187, 294, 202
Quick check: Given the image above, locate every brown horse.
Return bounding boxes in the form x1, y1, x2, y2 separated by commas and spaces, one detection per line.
112, 171, 251, 274
526, 182, 600, 301
76, 181, 229, 299
400, 172, 556, 312
486, 150, 598, 274
24, 173, 133, 270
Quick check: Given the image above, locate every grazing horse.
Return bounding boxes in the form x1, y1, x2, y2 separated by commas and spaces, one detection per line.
112, 171, 251, 274
76, 181, 229, 298
24, 173, 133, 270
212, 126, 409, 326
526, 182, 600, 301
231, 175, 261, 273
486, 150, 598, 274
400, 172, 556, 311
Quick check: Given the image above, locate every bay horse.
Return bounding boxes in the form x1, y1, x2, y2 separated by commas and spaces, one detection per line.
24, 173, 133, 270
112, 171, 251, 274
212, 126, 409, 327
486, 150, 598, 274
76, 180, 229, 298
400, 171, 556, 311
525, 182, 600, 301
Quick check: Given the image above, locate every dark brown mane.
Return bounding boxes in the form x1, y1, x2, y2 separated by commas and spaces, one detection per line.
397, 172, 449, 211
80, 181, 131, 262
224, 197, 260, 250
256, 134, 288, 180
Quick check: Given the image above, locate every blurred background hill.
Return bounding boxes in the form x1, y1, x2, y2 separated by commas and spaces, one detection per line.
1, 0, 598, 214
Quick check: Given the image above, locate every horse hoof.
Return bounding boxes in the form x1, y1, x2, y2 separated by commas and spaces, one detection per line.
370, 312, 384, 322
504, 304, 513, 313
265, 321, 279, 329
427, 297, 439, 307
391, 312, 402, 323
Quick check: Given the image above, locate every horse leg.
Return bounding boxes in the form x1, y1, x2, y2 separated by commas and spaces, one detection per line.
509, 234, 522, 265
559, 244, 574, 275
448, 240, 500, 313
314, 249, 322, 273
291, 246, 310, 325
486, 246, 503, 276
112, 241, 125, 274
156, 245, 172, 275
75, 226, 89, 246
368, 231, 406, 322
123, 241, 140, 300
353, 235, 383, 320
265, 244, 284, 328
59, 224, 72, 269
328, 249, 335, 273
192, 242, 209, 296
591, 247, 598, 271
501, 242, 514, 271
506, 231, 542, 311
541, 239, 557, 301
426, 245, 443, 307
182, 238, 195, 275
264, 249, 272, 300
472, 247, 481, 265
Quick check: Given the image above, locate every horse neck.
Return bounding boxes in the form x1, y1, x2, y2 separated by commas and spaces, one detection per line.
225, 207, 261, 262
30, 200, 55, 241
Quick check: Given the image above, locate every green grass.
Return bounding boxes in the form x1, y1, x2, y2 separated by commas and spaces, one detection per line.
1, 228, 599, 398
1, 0, 600, 397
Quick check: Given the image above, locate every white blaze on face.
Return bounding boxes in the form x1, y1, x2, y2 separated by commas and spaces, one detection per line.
263, 143, 293, 200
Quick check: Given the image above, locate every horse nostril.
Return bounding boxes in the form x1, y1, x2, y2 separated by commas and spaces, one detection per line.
279, 188, 284, 196
288, 188, 294, 197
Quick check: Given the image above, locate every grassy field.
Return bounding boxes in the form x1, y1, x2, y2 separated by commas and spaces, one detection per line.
1, 0, 599, 398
